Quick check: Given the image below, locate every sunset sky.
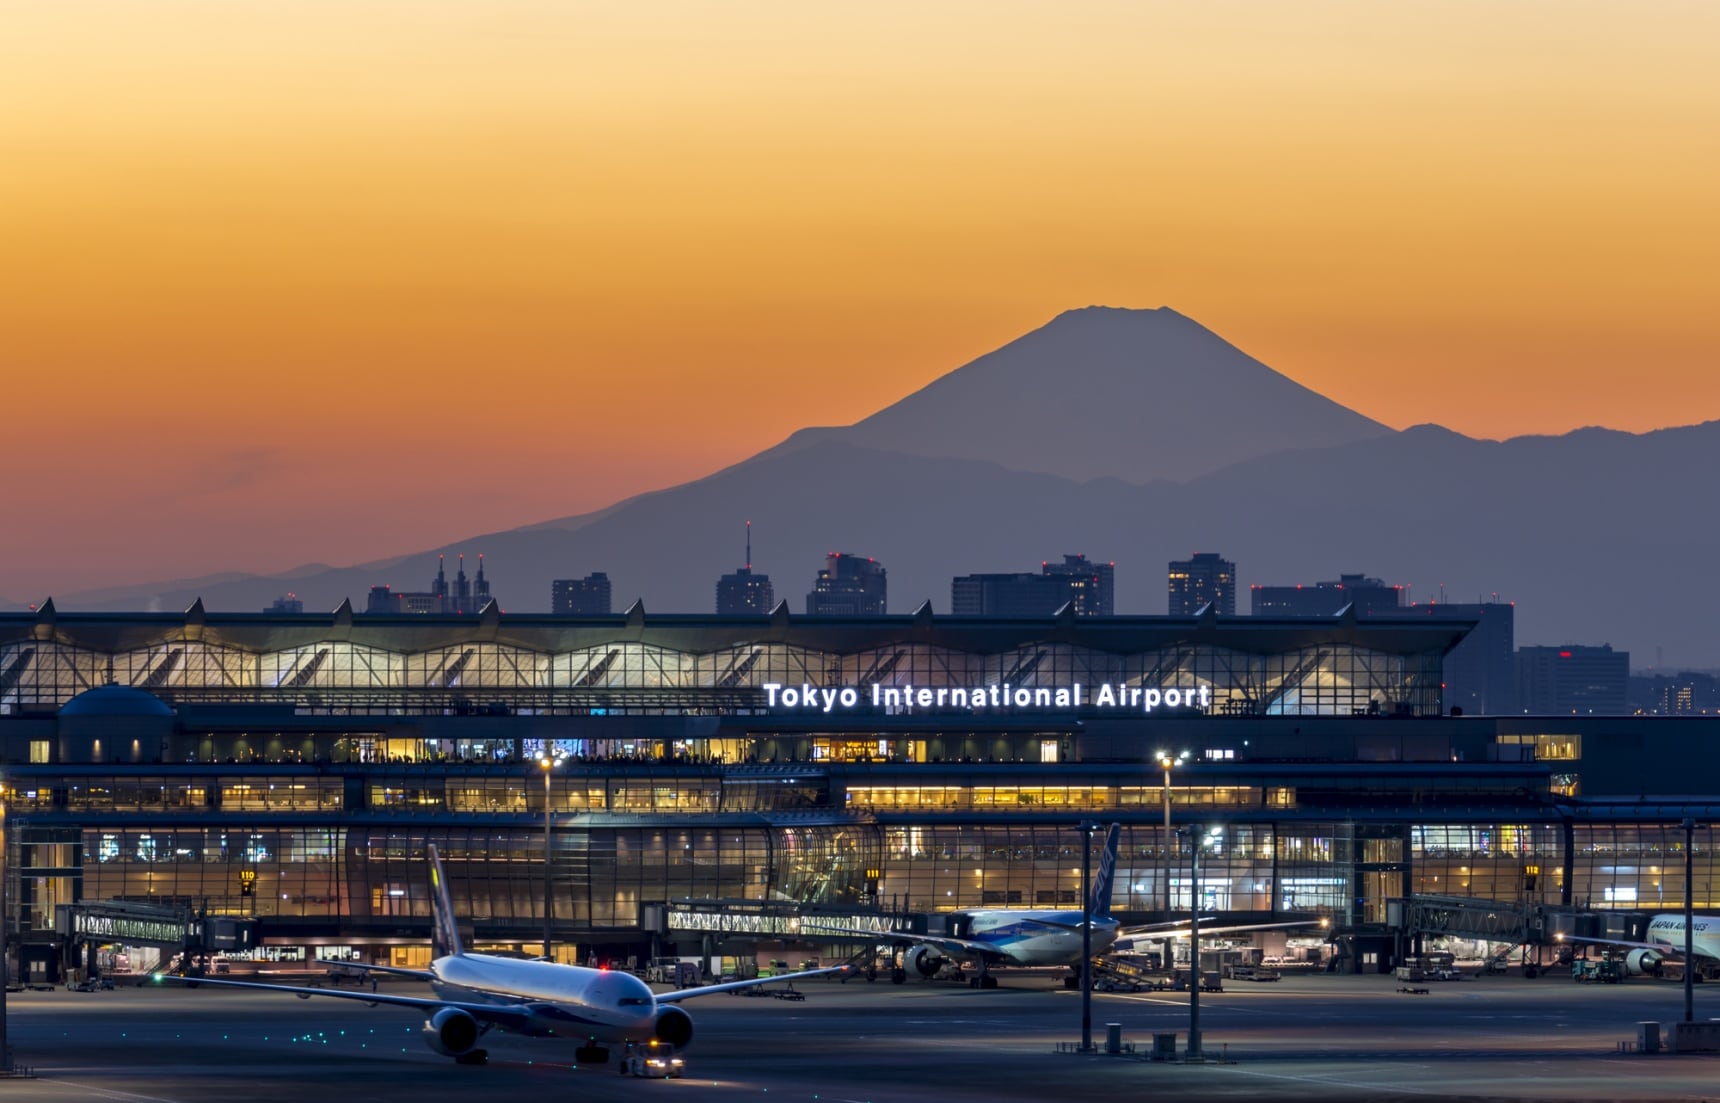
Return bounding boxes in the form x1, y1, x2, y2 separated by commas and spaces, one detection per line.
4, 1, 1718, 601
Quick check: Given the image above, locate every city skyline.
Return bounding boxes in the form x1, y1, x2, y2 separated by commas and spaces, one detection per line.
6, 3, 1720, 603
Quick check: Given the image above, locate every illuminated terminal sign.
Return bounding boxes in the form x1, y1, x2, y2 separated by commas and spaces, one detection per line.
762, 682, 1210, 715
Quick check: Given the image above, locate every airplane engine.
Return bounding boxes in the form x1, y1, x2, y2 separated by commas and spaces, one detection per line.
653, 1006, 694, 1048
1625, 949, 1664, 976
422, 1007, 482, 1057
905, 945, 945, 978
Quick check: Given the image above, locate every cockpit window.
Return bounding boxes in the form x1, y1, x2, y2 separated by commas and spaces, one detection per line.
617, 997, 651, 1006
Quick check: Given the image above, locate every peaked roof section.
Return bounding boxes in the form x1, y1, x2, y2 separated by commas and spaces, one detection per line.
0, 607, 1475, 657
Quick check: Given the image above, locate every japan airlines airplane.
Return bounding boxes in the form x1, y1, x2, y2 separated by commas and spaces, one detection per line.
810, 823, 1123, 988
159, 845, 845, 1066
1558, 913, 1720, 980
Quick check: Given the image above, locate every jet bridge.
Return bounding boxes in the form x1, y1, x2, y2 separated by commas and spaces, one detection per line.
643, 899, 922, 980
52, 901, 259, 982
57, 901, 260, 953
1387, 895, 1640, 976
1390, 895, 1541, 944
652, 900, 922, 940
1390, 894, 1626, 946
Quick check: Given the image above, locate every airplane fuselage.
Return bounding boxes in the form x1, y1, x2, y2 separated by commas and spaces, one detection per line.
431, 953, 660, 1043
1644, 914, 1720, 961
960, 910, 1121, 966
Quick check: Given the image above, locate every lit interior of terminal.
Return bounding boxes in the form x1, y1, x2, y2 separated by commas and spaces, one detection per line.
3, 605, 1717, 982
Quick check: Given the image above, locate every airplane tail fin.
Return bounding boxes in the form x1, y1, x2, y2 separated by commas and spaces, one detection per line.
1089, 823, 1122, 918
427, 844, 465, 958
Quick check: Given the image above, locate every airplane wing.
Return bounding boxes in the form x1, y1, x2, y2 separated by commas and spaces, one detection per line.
654, 964, 851, 1003
800, 924, 1012, 964
314, 959, 437, 981
1117, 916, 1217, 932
1122, 920, 1325, 938
1555, 932, 1697, 958
151, 973, 535, 1030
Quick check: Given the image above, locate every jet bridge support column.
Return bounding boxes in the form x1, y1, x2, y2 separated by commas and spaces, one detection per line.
1561, 820, 1576, 908
1079, 820, 1093, 1053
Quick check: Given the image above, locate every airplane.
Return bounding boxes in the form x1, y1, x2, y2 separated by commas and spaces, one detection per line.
158, 844, 847, 1067
1555, 913, 1720, 980
807, 823, 1124, 988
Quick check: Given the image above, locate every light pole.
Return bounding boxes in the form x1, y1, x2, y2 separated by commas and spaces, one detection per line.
1079, 820, 1094, 1052
1156, 751, 1188, 916
2, 779, 11, 1072
1176, 824, 1217, 1060
540, 751, 566, 960
1683, 817, 1696, 1024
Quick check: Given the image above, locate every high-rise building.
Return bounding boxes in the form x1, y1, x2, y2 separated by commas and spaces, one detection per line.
367, 554, 494, 615
716, 522, 775, 614
265, 593, 303, 614
951, 556, 1115, 616
1400, 602, 1517, 715
807, 553, 887, 615
951, 572, 1073, 616
1517, 644, 1629, 715
1042, 554, 1114, 616
1168, 552, 1235, 615
365, 585, 398, 614
552, 572, 612, 616
445, 553, 491, 615
1250, 573, 1403, 617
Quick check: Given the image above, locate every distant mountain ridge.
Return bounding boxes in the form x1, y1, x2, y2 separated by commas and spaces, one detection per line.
44, 309, 1720, 666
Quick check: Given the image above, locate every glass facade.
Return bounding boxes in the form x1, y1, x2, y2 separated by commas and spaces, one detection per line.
1569, 824, 1716, 909
0, 611, 1456, 718
847, 784, 1284, 813
8, 823, 880, 936
7, 609, 1718, 974
883, 823, 1330, 914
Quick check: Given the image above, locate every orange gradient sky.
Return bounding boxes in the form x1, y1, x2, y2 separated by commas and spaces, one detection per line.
4, 1, 1718, 600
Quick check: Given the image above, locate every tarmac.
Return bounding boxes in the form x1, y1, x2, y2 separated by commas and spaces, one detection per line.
4, 969, 1719, 1102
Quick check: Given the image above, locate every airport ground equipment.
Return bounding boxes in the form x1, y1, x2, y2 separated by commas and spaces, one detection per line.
620, 1042, 685, 1078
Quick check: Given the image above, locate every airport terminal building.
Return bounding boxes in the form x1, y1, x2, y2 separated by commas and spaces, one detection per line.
3, 602, 1716, 976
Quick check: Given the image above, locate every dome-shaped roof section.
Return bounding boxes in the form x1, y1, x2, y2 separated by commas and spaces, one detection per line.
60, 684, 175, 718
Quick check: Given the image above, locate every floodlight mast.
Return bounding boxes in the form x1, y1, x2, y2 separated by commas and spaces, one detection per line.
540, 752, 567, 959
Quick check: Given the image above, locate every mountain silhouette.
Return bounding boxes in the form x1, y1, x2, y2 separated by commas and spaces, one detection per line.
48, 310, 1720, 667
762, 306, 1391, 483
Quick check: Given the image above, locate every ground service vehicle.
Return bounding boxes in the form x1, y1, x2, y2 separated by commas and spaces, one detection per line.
622, 1042, 685, 1078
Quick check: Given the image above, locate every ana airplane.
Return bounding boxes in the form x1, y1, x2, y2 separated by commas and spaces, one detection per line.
810, 823, 1124, 988
1557, 913, 1720, 980
159, 844, 845, 1067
